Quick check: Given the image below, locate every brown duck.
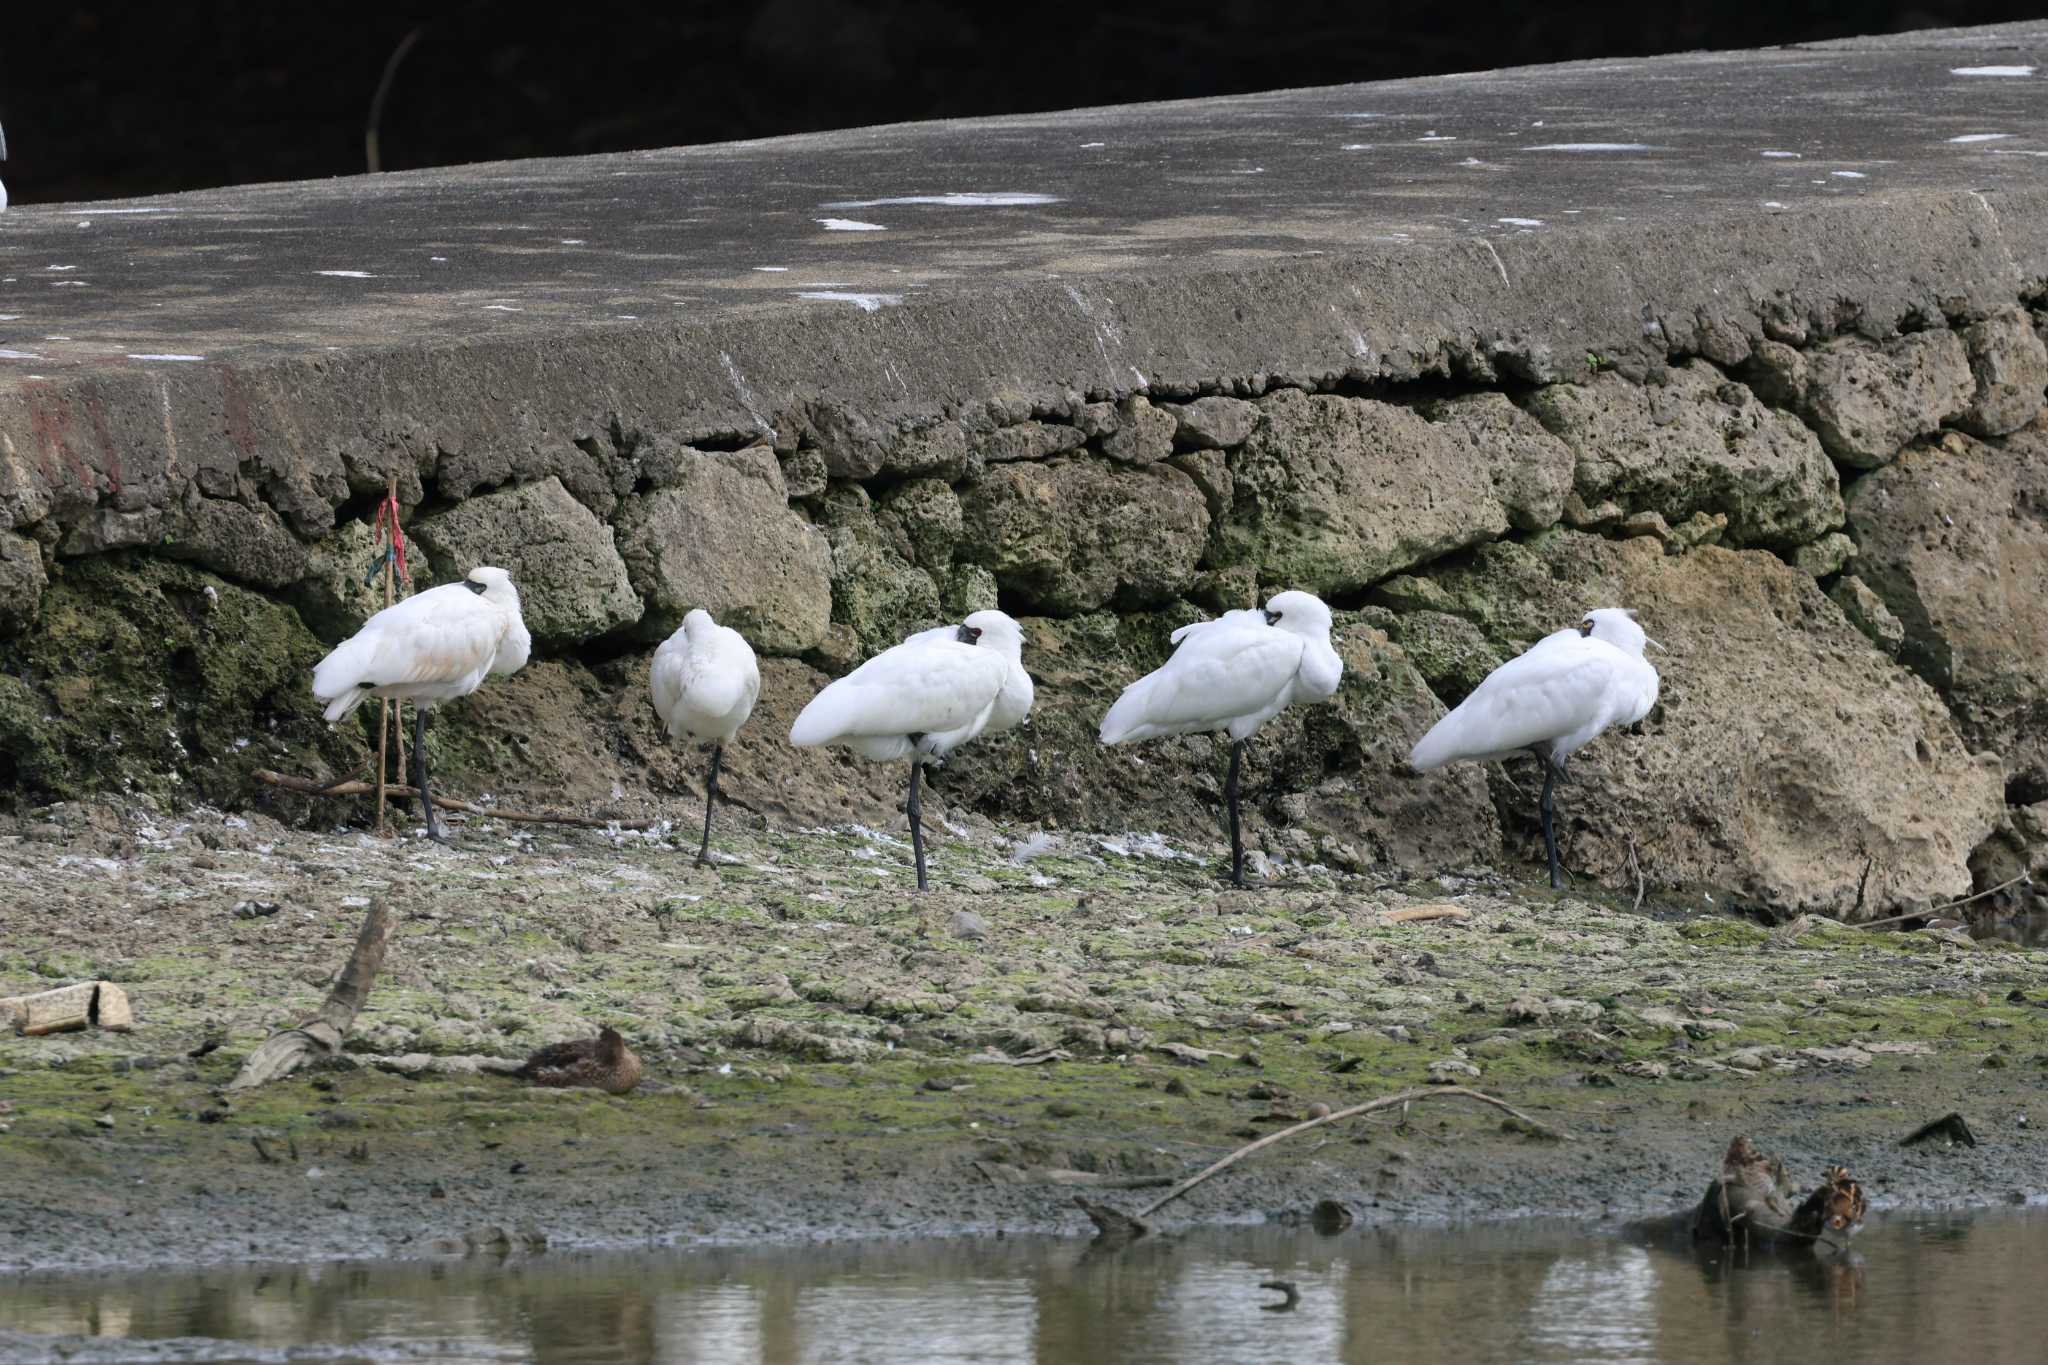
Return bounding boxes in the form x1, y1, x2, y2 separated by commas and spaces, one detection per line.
515, 1026, 643, 1094
1790, 1164, 1868, 1241
1697, 1135, 1795, 1244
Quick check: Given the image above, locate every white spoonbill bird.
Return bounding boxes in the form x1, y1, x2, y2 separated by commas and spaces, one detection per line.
311, 566, 531, 843
902, 613, 1035, 739
1098, 590, 1343, 887
650, 608, 760, 866
1408, 607, 1660, 889
789, 610, 1027, 890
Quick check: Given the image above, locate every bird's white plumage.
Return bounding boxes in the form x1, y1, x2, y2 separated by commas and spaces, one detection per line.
789, 614, 1021, 763
1408, 608, 1659, 770
1100, 590, 1343, 745
310, 566, 530, 724
651, 609, 760, 744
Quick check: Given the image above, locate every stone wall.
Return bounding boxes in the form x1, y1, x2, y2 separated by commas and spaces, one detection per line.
3, 301, 2045, 921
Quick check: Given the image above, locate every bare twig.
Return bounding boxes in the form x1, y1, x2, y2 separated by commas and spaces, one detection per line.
1134, 1085, 1570, 1221
365, 27, 425, 173
255, 770, 660, 831
1626, 835, 1645, 913
375, 473, 400, 833
1856, 871, 2033, 932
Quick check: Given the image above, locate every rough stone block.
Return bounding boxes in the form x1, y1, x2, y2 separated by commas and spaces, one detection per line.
1423, 392, 1576, 531
615, 450, 831, 655
959, 457, 1208, 613
1847, 427, 2048, 797
413, 476, 641, 646
1217, 388, 1523, 595
1099, 396, 1176, 464
0, 531, 47, 636
975, 421, 1087, 464
162, 495, 310, 591
1527, 363, 1844, 549
1803, 330, 1974, 467
1162, 396, 1258, 450
1959, 308, 2048, 437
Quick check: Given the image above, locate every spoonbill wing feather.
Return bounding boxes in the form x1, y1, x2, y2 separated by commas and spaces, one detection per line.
311, 582, 511, 716
1409, 639, 1638, 769
1168, 608, 1265, 645
1100, 630, 1304, 744
790, 641, 1006, 747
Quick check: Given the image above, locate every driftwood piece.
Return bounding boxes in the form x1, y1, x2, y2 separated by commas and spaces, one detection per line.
254, 769, 660, 831
228, 900, 394, 1089
1, 981, 134, 1036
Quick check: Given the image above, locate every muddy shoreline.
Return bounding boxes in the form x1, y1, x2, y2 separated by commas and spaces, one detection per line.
2, 800, 2044, 1275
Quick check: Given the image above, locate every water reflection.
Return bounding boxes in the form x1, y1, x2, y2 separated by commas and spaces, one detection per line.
1, 1211, 2044, 1364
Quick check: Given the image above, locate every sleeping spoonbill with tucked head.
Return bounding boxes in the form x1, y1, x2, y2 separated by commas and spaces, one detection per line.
1098, 590, 1342, 887
789, 610, 1027, 890
650, 608, 760, 866
901, 611, 1035, 742
1408, 607, 1660, 889
311, 566, 531, 843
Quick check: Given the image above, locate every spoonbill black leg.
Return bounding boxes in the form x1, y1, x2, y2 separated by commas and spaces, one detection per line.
696, 742, 724, 868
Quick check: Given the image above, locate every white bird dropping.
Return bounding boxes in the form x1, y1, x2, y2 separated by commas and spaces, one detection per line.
1098, 590, 1343, 887
789, 610, 1028, 890
1408, 607, 1661, 888
650, 609, 760, 866
310, 565, 531, 843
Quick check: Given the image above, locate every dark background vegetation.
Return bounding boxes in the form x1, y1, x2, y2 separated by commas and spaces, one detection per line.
3, 1, 2043, 203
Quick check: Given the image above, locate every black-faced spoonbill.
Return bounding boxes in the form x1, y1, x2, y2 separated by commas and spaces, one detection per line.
1098, 590, 1343, 887
311, 566, 531, 843
789, 610, 1027, 890
1407, 607, 1660, 889
650, 608, 760, 866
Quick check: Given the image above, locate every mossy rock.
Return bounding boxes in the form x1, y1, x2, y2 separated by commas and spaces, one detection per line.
0, 554, 360, 806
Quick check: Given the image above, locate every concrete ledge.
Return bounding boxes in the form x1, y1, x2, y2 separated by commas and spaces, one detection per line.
5, 22, 2048, 528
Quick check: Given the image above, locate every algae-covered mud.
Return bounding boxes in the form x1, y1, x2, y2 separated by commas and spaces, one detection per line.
2, 799, 2044, 1274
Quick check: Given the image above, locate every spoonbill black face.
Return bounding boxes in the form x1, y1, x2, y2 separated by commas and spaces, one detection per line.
1263, 609, 1282, 626
956, 624, 982, 644
1577, 617, 1594, 637
465, 579, 487, 595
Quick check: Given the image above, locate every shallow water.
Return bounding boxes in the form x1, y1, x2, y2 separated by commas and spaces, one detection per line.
3, 1211, 2044, 1364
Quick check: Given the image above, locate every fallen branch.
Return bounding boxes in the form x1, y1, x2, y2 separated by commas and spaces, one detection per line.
255, 770, 661, 831
1855, 871, 2033, 932
229, 900, 393, 1089
1134, 1085, 1571, 1222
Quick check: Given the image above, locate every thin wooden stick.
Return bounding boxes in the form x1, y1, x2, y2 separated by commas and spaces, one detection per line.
255, 769, 661, 831
1856, 870, 2033, 931
374, 474, 397, 834
1135, 1084, 1571, 1220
